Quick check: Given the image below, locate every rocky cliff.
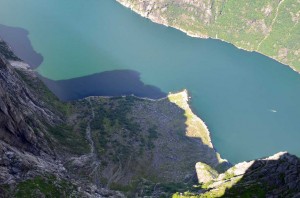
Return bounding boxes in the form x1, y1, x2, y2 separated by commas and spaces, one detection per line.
117, 0, 300, 73
183, 152, 300, 197
0, 43, 126, 197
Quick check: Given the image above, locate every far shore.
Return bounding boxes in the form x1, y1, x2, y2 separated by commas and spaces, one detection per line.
117, 0, 299, 75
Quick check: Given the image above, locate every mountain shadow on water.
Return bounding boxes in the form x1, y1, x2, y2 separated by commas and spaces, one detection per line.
39, 69, 167, 101
0, 24, 43, 68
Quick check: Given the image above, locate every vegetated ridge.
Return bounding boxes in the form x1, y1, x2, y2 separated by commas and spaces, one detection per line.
117, 0, 300, 73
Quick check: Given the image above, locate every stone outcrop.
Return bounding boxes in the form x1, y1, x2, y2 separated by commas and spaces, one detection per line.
194, 152, 300, 197
0, 54, 58, 155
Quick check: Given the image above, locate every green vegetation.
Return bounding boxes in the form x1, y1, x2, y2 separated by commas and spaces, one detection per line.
15, 69, 72, 116
121, 0, 300, 71
223, 184, 266, 198
1, 175, 79, 198
170, 168, 268, 198
171, 167, 244, 198
49, 124, 89, 155
127, 179, 201, 198
109, 181, 139, 193
168, 91, 212, 146
147, 126, 159, 149
223, 171, 235, 181
14, 69, 90, 155
84, 92, 219, 190
90, 96, 157, 166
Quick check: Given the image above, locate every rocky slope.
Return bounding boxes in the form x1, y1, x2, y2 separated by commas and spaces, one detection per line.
117, 0, 300, 73
1, 39, 300, 197
60, 90, 229, 194
0, 45, 126, 197
177, 152, 300, 197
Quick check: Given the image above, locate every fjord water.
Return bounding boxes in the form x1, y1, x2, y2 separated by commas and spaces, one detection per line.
0, 0, 300, 163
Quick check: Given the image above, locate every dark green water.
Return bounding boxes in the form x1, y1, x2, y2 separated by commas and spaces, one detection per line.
0, 0, 299, 163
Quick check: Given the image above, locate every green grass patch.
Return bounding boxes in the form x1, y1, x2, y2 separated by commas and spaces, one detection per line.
13, 175, 79, 198
49, 124, 89, 155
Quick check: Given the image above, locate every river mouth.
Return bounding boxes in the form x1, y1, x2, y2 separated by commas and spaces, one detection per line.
0, 0, 300, 164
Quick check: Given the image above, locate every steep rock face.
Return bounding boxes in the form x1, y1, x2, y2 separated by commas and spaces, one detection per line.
0, 55, 72, 196
0, 55, 59, 155
0, 46, 125, 197
192, 152, 300, 197
0, 53, 70, 191
117, 0, 300, 73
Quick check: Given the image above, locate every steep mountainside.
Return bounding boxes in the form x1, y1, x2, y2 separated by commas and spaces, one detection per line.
175, 152, 300, 197
117, 0, 300, 73
0, 47, 126, 197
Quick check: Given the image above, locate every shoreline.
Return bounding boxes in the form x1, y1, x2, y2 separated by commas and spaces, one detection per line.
116, 0, 300, 75
167, 90, 228, 165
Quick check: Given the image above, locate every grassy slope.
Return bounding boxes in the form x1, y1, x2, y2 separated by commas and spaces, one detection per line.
168, 91, 212, 147
118, 0, 300, 72
1, 176, 80, 198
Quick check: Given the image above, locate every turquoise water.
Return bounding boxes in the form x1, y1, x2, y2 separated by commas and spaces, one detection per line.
0, 0, 300, 163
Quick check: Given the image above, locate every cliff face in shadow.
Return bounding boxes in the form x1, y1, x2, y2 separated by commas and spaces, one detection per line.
177, 152, 300, 197
222, 152, 300, 197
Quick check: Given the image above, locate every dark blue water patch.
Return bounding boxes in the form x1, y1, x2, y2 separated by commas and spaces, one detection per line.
39, 69, 167, 101
0, 24, 43, 68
